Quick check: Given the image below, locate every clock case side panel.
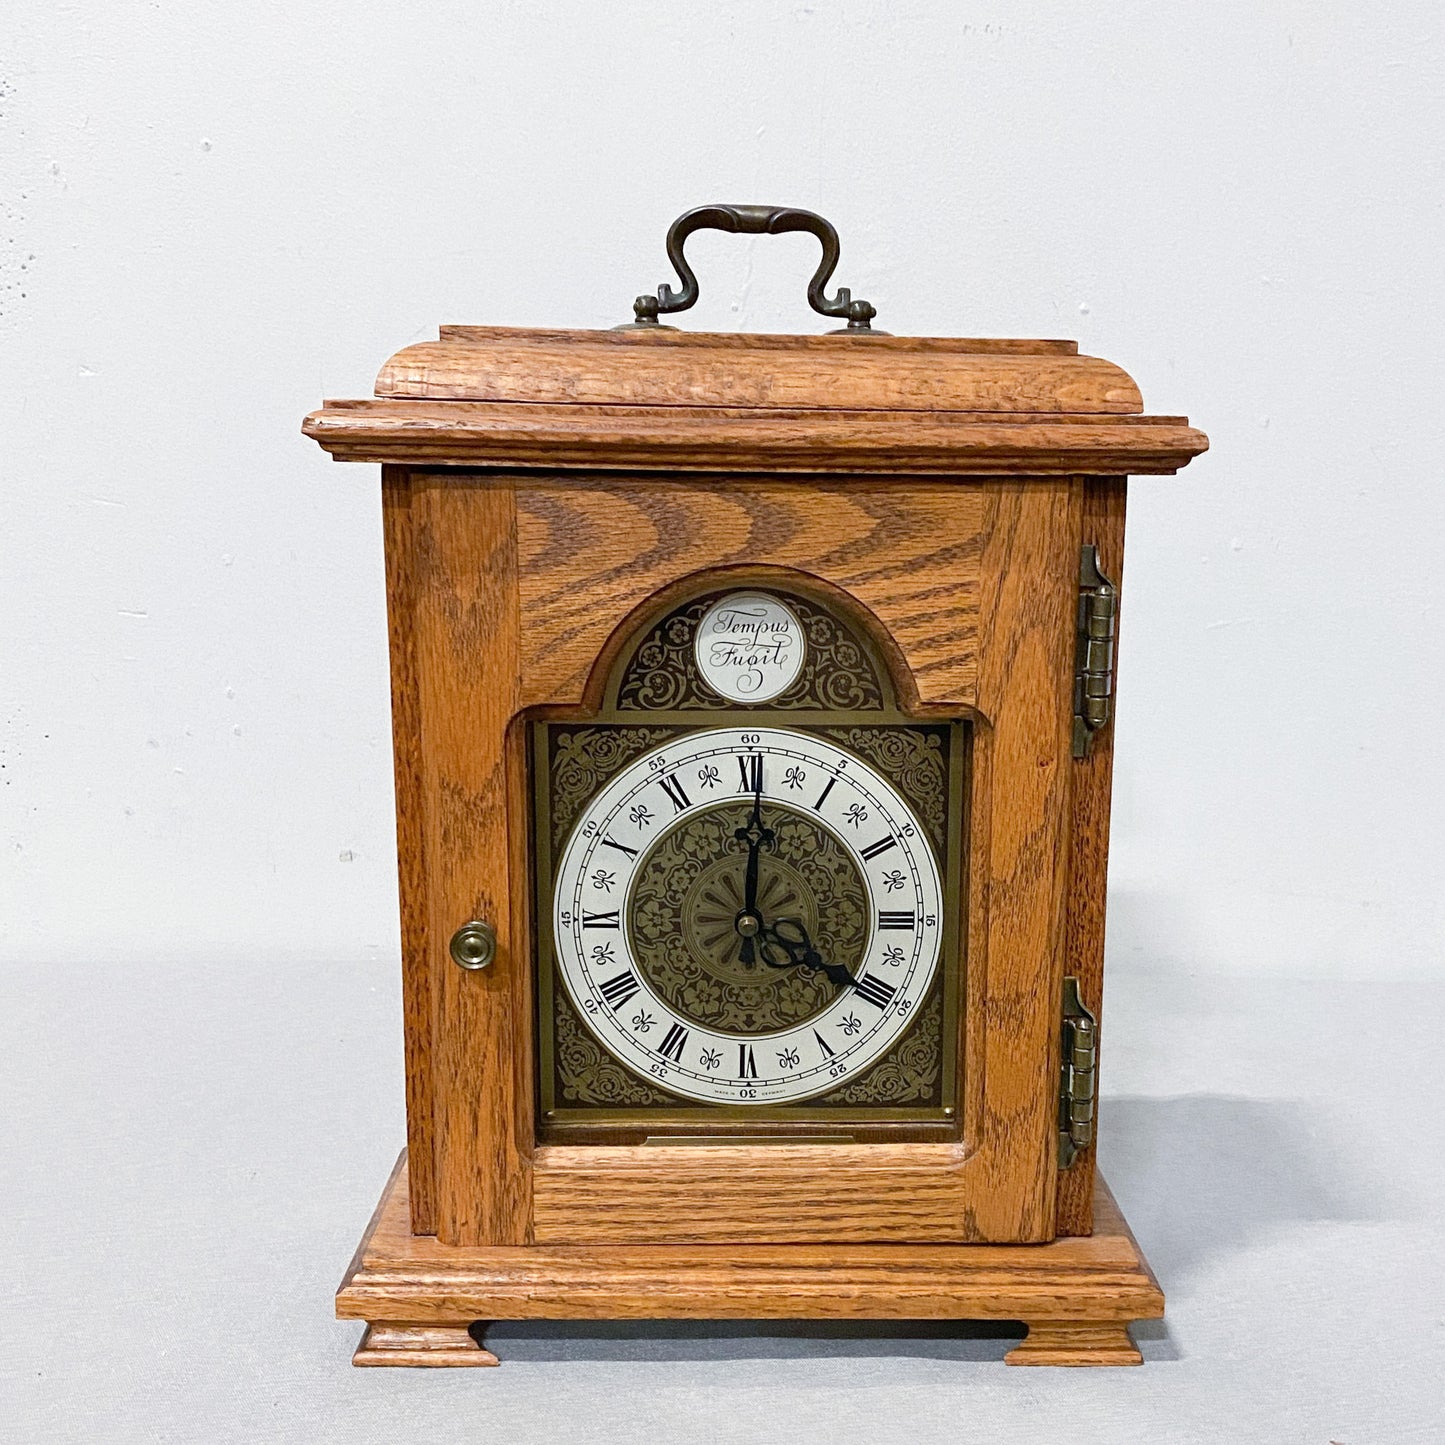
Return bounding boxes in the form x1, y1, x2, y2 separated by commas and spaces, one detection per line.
382, 467, 437, 1233
1056, 476, 1127, 1236
948, 478, 1083, 1242
526, 575, 968, 1143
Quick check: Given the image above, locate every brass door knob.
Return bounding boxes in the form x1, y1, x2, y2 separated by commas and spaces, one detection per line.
449, 920, 497, 971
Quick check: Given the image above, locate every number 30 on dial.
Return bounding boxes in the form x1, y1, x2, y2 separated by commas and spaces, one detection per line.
551, 727, 944, 1104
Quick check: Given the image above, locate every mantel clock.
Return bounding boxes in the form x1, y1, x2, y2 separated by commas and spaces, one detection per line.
304, 205, 1207, 1367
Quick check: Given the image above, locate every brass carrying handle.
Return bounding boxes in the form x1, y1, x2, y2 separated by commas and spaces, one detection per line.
627, 205, 877, 331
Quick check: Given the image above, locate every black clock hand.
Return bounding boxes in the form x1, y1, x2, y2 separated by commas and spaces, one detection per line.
738, 840, 762, 966
758, 918, 858, 990
733, 760, 773, 965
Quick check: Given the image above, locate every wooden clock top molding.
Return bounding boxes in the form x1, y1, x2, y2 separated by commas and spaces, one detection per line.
303, 325, 1208, 475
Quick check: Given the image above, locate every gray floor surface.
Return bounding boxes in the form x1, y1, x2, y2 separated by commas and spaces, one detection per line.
4, 957, 1441, 1443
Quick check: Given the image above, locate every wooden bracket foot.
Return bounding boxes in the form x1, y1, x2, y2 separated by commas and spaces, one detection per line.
1005, 1319, 1142, 1366
353, 1321, 499, 1367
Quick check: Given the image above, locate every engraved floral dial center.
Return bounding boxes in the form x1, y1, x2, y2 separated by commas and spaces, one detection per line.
628, 800, 864, 1031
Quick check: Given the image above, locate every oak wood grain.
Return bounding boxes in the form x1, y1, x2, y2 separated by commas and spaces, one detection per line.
514, 477, 985, 708
303, 400, 1206, 475
375, 328, 1142, 413
413, 479, 531, 1246
381, 468, 437, 1233
439, 325, 1083, 354
308, 322, 1204, 1280
522, 482, 1076, 1244
339, 1155, 1163, 1363
353, 1323, 499, 1367
531, 1142, 975, 1245
388, 470, 1077, 1245
1004, 1320, 1142, 1366
1056, 477, 1128, 1236
962, 480, 1081, 1240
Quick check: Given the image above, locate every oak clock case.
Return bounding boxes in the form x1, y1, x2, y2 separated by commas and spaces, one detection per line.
302, 202, 1209, 1368
533, 581, 966, 1141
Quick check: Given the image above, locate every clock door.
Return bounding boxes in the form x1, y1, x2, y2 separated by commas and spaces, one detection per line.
532, 582, 964, 1140
388, 469, 1081, 1249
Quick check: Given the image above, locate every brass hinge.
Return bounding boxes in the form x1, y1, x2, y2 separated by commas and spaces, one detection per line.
1072, 545, 1118, 758
1058, 975, 1098, 1169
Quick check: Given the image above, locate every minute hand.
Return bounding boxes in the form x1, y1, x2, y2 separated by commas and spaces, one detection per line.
733, 765, 773, 964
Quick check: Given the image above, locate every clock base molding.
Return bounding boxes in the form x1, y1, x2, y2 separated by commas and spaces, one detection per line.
338, 1153, 1163, 1368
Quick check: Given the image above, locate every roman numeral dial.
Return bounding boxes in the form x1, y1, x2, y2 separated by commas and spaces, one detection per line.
551, 725, 945, 1107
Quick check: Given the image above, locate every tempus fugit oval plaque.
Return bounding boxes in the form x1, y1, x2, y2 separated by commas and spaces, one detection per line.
693, 592, 806, 703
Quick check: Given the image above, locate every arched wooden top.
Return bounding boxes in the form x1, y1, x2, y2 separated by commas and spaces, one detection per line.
303, 325, 1208, 475
374, 325, 1143, 414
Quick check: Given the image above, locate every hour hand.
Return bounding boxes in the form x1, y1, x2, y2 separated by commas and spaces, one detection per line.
809, 955, 859, 990
759, 918, 858, 989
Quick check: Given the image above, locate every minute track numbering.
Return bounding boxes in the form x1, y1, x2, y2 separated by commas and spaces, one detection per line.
552, 727, 944, 1105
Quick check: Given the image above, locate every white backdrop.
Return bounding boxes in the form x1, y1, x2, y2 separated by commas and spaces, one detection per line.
4, 1, 1443, 981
